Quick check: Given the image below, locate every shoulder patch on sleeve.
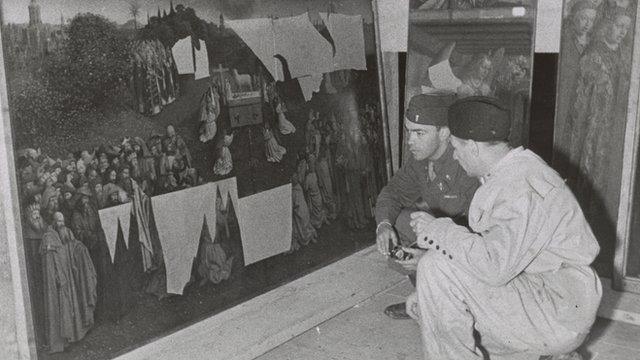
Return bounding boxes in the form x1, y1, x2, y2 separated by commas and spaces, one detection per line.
525, 170, 563, 198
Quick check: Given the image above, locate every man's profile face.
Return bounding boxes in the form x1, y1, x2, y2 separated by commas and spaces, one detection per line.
405, 120, 442, 161
450, 136, 480, 177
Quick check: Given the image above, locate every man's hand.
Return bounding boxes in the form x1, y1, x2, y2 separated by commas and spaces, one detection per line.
376, 221, 397, 256
406, 292, 419, 320
409, 211, 436, 236
395, 247, 427, 272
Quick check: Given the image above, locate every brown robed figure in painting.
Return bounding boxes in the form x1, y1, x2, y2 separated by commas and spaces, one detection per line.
41, 212, 97, 353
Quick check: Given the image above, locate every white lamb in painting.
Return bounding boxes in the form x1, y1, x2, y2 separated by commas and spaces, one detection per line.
232, 69, 252, 92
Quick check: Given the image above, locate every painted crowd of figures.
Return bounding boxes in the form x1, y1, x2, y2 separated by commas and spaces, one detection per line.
15, 124, 214, 353
290, 94, 384, 250
131, 39, 180, 116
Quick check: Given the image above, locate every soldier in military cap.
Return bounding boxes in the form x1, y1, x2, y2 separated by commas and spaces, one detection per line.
374, 93, 479, 319
408, 96, 601, 360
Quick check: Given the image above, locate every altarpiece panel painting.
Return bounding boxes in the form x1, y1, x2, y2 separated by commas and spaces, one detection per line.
0, 0, 388, 358
552, 0, 637, 278
405, 1, 536, 161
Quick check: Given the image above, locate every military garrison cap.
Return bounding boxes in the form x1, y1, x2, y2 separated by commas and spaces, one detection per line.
406, 93, 457, 127
448, 96, 510, 142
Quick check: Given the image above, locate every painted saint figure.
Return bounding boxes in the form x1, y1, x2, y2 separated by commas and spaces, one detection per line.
554, 0, 599, 172
301, 157, 329, 229
569, 10, 632, 211
214, 130, 234, 176
276, 101, 296, 135
291, 171, 317, 250
41, 212, 97, 353
566, 9, 633, 271
199, 86, 220, 143
263, 123, 287, 163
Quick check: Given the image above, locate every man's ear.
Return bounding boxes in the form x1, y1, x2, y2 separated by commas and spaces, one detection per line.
469, 140, 480, 156
438, 127, 451, 141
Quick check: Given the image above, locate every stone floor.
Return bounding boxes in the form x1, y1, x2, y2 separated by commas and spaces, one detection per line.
256, 281, 640, 360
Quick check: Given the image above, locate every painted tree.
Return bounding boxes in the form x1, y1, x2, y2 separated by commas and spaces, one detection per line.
126, 0, 141, 30
46, 13, 131, 109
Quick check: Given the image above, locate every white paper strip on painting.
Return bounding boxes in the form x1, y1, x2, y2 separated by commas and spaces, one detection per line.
217, 177, 239, 214
98, 202, 132, 262
172, 36, 194, 74
227, 18, 283, 81
320, 13, 367, 71
377, 0, 409, 52
152, 183, 217, 295
194, 39, 210, 80
273, 13, 334, 79
298, 73, 324, 101
237, 184, 293, 265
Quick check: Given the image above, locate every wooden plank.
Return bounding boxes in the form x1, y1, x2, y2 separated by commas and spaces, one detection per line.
115, 246, 405, 360
599, 278, 640, 327
382, 52, 401, 175
256, 292, 422, 360
410, 7, 533, 24
589, 317, 640, 351
614, 1, 640, 292
0, 24, 37, 360
373, 0, 397, 178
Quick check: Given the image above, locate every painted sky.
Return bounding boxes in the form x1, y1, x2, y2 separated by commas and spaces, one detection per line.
2, 0, 374, 25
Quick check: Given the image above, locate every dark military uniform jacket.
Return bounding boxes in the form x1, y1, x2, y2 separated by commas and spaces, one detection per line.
375, 144, 479, 225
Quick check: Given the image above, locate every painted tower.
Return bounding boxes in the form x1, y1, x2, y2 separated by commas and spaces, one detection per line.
28, 0, 42, 26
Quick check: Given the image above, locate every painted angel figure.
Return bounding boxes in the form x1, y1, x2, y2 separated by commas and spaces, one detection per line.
263, 123, 286, 163
276, 101, 296, 135
196, 193, 233, 287
456, 49, 504, 98
199, 86, 220, 143
302, 155, 330, 229
213, 130, 234, 176
291, 171, 317, 251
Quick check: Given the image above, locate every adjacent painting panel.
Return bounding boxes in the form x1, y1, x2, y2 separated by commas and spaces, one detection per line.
552, 0, 638, 278
405, 1, 536, 163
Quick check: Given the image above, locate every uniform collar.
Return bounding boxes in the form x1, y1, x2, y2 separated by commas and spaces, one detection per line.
481, 146, 524, 184
431, 144, 456, 174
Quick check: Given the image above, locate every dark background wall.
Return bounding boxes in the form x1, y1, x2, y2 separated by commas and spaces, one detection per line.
528, 53, 558, 163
